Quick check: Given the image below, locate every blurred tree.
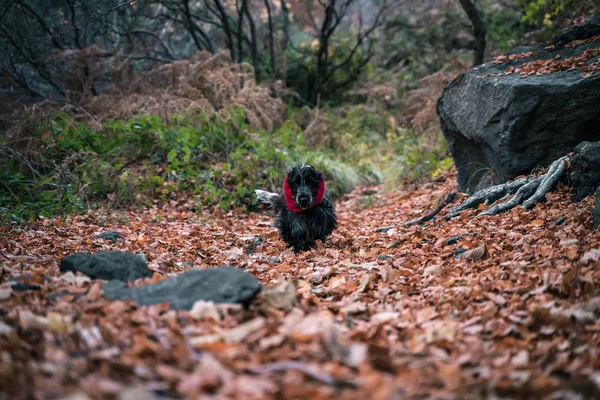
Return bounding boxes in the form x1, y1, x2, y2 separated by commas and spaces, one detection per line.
0, 0, 387, 106
457, 0, 487, 65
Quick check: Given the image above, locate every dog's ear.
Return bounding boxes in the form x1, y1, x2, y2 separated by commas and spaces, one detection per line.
316, 170, 324, 181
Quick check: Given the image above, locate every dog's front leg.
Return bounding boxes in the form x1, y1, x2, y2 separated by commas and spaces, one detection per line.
288, 217, 314, 252
291, 238, 316, 252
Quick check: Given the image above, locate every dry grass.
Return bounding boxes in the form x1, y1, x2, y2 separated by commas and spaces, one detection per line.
83, 50, 285, 131
402, 63, 464, 153
0, 50, 285, 152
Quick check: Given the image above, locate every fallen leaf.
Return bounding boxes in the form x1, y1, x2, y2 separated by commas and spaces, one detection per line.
0, 321, 14, 335
189, 300, 221, 321
340, 301, 367, 316
357, 273, 374, 292
321, 320, 367, 368
485, 292, 507, 306
86, 282, 103, 301
0, 286, 12, 301
511, 350, 529, 367
221, 317, 266, 344
53, 271, 91, 285
580, 249, 600, 264
423, 264, 442, 277
379, 263, 396, 282
262, 280, 297, 311
463, 244, 486, 260
19, 309, 49, 330
222, 247, 243, 259
48, 311, 72, 333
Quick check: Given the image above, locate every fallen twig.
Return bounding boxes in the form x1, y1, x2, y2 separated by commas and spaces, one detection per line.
374, 225, 395, 233
405, 191, 458, 226
553, 216, 567, 226
0, 144, 41, 179
445, 232, 473, 245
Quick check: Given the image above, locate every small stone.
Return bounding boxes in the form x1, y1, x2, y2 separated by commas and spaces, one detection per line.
11, 283, 41, 291
60, 251, 153, 282
453, 248, 466, 257
92, 230, 123, 243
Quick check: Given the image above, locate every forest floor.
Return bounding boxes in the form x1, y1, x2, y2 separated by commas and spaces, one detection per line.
1, 169, 600, 399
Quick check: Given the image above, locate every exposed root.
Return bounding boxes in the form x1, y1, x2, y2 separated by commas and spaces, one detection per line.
447, 156, 569, 219
405, 191, 457, 226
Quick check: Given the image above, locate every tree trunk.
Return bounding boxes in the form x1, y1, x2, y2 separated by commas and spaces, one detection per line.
458, 0, 487, 66
243, 2, 258, 80
264, 0, 276, 79
313, 1, 335, 105
211, 0, 236, 61
236, 0, 247, 63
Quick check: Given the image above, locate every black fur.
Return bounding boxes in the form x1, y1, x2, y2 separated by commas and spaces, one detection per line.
273, 164, 337, 251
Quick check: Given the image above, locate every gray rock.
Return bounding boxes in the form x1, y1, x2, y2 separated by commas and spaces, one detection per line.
60, 251, 152, 282
569, 141, 600, 201
93, 230, 123, 243
552, 15, 600, 47
102, 267, 261, 310
437, 17, 600, 193
11, 283, 41, 291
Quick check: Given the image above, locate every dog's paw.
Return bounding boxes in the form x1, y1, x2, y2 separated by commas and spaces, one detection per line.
255, 189, 279, 206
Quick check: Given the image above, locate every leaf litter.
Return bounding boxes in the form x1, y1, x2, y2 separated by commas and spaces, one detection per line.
0, 168, 599, 398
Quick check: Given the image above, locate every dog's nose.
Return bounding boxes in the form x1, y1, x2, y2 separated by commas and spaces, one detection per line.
296, 193, 312, 208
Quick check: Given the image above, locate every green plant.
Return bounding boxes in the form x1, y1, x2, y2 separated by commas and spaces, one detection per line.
285, 32, 376, 106
1, 98, 454, 223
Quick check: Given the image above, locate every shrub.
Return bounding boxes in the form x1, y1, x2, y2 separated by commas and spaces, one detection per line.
0, 105, 390, 223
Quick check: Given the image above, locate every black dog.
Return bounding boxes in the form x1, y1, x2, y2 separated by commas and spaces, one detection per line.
256, 164, 337, 251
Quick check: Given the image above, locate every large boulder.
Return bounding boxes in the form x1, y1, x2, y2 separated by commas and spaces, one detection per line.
437, 16, 600, 193
102, 267, 261, 310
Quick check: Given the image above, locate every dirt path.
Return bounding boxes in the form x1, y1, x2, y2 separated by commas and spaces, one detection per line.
1, 171, 599, 399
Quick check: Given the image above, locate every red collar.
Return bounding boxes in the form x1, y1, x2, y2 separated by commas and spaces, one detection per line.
283, 173, 325, 213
